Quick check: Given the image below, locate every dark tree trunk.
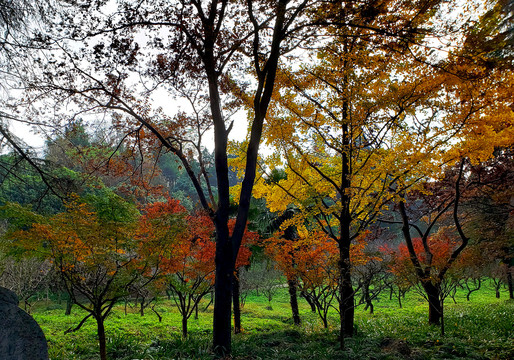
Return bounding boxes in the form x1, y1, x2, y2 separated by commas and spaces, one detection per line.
301, 291, 317, 312
423, 282, 442, 325
338, 184, 354, 345
151, 305, 162, 323
65, 297, 73, 316
182, 315, 188, 338
339, 264, 354, 337
465, 278, 481, 301
287, 278, 301, 326
96, 316, 107, 360
321, 314, 328, 328
450, 286, 458, 304
233, 271, 242, 334
212, 226, 234, 356
207, 1, 293, 354
338, 87, 354, 348
194, 302, 199, 320
493, 278, 502, 298
362, 280, 373, 313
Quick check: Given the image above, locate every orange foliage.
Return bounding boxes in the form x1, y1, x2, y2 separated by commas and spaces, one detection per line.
265, 229, 369, 286
137, 198, 216, 280
386, 230, 469, 284
14, 197, 137, 274
228, 219, 258, 271
138, 199, 256, 286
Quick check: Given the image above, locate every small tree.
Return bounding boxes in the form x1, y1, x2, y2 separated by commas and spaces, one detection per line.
229, 219, 257, 334
354, 258, 388, 314
165, 234, 216, 338
6, 192, 179, 360
265, 231, 340, 328
138, 198, 211, 338
389, 229, 466, 335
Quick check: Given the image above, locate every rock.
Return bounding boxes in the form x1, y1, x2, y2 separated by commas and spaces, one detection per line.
0, 287, 49, 360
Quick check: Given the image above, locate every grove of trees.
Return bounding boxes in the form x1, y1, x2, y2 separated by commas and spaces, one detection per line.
0, 1, 512, 359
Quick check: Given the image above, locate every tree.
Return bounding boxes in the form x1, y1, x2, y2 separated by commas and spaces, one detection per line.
392, 161, 472, 334
244, 0, 513, 346
3, 192, 179, 360
9, 1, 315, 353
248, 2, 452, 345
141, 201, 215, 339
354, 257, 388, 315
265, 228, 367, 328
263, 207, 303, 326
229, 218, 257, 334
460, 151, 514, 299
0, 153, 67, 214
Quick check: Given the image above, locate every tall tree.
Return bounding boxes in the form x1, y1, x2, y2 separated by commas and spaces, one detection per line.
240, 0, 513, 347
11, 1, 315, 354
247, 1, 471, 346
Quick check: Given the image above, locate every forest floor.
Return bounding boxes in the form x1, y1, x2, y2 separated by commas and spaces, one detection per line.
30, 283, 513, 360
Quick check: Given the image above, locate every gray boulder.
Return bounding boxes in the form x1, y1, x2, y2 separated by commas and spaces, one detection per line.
0, 287, 49, 360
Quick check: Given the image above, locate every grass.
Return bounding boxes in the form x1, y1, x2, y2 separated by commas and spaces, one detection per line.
29, 282, 514, 360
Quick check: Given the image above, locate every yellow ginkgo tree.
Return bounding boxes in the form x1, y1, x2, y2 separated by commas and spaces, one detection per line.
231, 0, 513, 347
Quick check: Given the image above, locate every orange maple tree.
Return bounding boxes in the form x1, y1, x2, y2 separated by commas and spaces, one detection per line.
387, 233, 464, 287
5, 192, 178, 360
138, 198, 256, 338
137, 198, 213, 338
264, 229, 367, 328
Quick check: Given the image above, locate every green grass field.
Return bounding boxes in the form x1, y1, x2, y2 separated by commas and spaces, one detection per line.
31, 282, 513, 360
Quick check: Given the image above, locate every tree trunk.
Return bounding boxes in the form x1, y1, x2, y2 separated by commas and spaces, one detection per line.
301, 290, 316, 312
151, 305, 162, 323
96, 316, 107, 360
233, 271, 242, 334
465, 278, 481, 301
287, 278, 301, 326
339, 208, 354, 345
363, 280, 372, 313
182, 315, 188, 338
212, 233, 233, 356
321, 314, 328, 328
338, 89, 354, 348
65, 297, 73, 316
339, 267, 354, 337
423, 282, 442, 325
